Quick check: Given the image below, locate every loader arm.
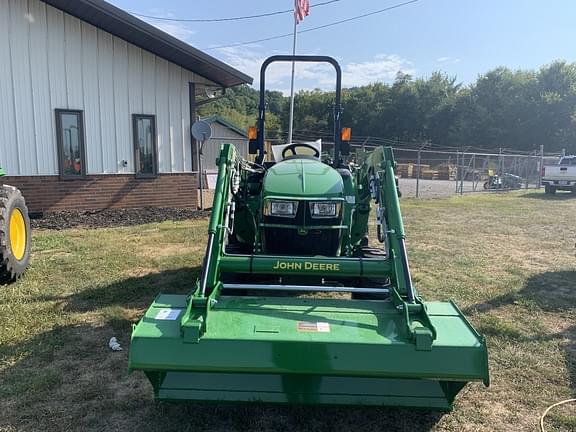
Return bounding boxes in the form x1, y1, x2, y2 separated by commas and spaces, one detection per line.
356, 146, 438, 340
367, 146, 416, 302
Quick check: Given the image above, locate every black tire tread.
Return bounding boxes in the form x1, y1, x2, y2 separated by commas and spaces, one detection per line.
0, 184, 32, 284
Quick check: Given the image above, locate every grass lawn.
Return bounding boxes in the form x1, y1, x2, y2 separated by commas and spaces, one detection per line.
0, 191, 574, 432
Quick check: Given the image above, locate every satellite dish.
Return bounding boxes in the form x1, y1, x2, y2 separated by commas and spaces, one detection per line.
191, 120, 213, 142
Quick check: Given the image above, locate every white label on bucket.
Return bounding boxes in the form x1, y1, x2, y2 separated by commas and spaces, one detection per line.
297, 321, 331, 332
155, 308, 181, 320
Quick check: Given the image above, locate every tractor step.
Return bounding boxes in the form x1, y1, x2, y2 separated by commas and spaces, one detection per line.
129, 295, 488, 409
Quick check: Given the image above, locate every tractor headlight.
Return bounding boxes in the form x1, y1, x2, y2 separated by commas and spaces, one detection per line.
266, 200, 298, 217
309, 201, 340, 218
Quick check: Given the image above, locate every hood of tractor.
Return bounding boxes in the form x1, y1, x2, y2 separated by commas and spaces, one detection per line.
263, 159, 344, 198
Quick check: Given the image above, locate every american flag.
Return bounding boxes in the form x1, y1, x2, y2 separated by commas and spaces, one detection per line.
294, 0, 310, 24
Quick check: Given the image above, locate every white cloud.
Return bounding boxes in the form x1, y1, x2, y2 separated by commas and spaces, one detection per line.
300, 54, 415, 88
340, 54, 415, 87
132, 9, 197, 43
215, 47, 331, 88
214, 47, 268, 84
436, 56, 461, 64
216, 48, 415, 92
150, 21, 196, 42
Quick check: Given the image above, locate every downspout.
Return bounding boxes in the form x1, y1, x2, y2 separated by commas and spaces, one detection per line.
189, 82, 197, 171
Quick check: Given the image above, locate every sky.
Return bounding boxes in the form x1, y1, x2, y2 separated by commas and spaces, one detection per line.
108, 0, 576, 94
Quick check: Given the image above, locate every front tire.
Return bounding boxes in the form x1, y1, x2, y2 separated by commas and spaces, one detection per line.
0, 185, 32, 283
544, 185, 556, 195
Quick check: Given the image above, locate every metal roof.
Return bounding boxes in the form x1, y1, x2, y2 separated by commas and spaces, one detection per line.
202, 116, 247, 138
40, 0, 253, 88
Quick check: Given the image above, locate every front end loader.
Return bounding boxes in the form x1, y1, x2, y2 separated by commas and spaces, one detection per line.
129, 55, 489, 410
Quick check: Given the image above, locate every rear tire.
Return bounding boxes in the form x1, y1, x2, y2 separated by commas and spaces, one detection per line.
0, 185, 32, 284
544, 185, 556, 195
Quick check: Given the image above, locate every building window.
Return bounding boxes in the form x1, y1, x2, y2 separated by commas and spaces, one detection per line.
133, 115, 157, 177
55, 110, 86, 178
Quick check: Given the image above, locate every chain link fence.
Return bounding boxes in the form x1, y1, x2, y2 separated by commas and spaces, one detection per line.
375, 146, 559, 198
286, 132, 561, 198
235, 133, 562, 201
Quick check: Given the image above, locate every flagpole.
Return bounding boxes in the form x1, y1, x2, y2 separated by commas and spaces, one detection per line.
288, 12, 297, 144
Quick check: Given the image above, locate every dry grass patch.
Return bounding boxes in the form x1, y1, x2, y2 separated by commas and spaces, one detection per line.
137, 243, 203, 258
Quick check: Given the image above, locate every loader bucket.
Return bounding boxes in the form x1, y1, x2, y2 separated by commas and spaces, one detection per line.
129, 294, 488, 410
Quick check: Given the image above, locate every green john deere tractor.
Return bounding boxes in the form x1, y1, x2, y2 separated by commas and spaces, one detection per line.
129, 56, 489, 410
0, 167, 32, 283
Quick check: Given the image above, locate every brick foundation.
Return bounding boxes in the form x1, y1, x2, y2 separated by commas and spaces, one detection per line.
2, 174, 198, 213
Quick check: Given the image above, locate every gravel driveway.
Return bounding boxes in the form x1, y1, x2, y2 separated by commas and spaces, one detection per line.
399, 178, 480, 198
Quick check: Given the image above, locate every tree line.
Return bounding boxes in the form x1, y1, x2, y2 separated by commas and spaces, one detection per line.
199, 60, 576, 154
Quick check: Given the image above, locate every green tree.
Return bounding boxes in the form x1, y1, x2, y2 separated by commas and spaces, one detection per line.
199, 60, 576, 154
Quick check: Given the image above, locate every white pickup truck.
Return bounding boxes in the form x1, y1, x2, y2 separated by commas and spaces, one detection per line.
542, 155, 576, 194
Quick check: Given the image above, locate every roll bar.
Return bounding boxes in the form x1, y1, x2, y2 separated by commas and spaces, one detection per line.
254, 55, 344, 167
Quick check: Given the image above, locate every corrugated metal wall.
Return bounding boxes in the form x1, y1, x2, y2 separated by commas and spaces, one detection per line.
0, 0, 216, 176
202, 121, 248, 171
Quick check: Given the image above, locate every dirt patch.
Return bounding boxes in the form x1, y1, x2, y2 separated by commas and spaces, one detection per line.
137, 244, 203, 258
124, 268, 159, 278
31, 207, 211, 230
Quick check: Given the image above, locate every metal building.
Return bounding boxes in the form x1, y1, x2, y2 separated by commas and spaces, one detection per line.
201, 116, 248, 172
0, 0, 252, 212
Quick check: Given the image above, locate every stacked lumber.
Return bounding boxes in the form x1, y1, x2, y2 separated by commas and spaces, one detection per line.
396, 163, 414, 178
437, 164, 457, 180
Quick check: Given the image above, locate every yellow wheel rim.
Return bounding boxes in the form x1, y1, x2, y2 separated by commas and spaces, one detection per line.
9, 208, 26, 261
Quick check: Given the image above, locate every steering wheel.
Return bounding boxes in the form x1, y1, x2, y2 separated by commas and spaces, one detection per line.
281, 143, 320, 159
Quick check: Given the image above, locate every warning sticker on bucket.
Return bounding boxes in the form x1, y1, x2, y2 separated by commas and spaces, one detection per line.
155, 308, 181, 320
297, 321, 330, 332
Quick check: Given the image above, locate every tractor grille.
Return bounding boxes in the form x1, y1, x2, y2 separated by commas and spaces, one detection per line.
262, 227, 340, 256
261, 199, 343, 256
